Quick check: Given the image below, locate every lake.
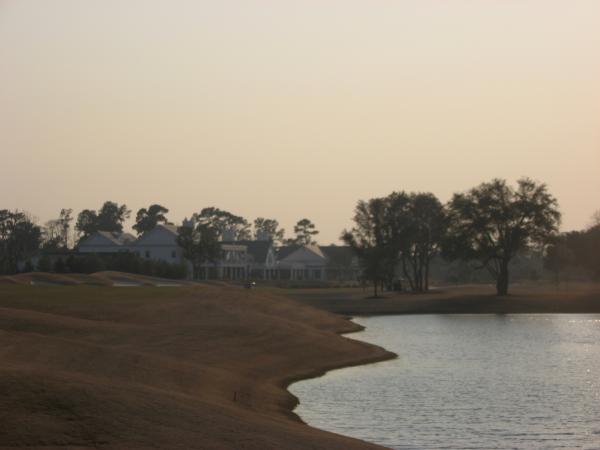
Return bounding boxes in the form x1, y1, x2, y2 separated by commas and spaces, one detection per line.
290, 314, 600, 449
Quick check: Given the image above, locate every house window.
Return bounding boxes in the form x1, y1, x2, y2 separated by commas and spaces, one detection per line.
145, 251, 150, 258
171, 250, 177, 258
313, 269, 321, 280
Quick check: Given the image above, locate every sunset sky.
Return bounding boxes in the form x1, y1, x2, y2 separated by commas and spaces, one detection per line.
1, 0, 599, 243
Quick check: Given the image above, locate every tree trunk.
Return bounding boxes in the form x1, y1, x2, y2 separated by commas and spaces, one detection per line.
424, 257, 430, 292
412, 253, 419, 292
373, 279, 378, 298
402, 257, 415, 291
496, 259, 509, 296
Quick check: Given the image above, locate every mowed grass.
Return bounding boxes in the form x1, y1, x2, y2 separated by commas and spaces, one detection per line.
277, 282, 600, 315
0, 284, 195, 318
0, 283, 390, 450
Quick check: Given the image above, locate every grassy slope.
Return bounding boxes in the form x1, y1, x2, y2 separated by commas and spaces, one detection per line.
281, 283, 600, 315
0, 284, 393, 450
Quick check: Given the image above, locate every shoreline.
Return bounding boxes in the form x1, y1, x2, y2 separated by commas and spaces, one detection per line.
283, 320, 398, 425
0, 282, 396, 449
281, 283, 600, 316
1, 279, 599, 449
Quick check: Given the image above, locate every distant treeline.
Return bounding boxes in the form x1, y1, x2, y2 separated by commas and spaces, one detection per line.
1, 180, 599, 294
0, 204, 321, 276
342, 178, 595, 296
544, 224, 600, 283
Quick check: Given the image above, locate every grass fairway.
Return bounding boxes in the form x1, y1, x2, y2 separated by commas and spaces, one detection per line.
280, 283, 600, 315
0, 283, 392, 450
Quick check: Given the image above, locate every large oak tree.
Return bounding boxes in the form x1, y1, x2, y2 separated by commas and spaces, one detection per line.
446, 178, 560, 296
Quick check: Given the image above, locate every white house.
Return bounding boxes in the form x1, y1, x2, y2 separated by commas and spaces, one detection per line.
133, 224, 184, 264
229, 240, 277, 280
276, 244, 328, 281
77, 225, 359, 282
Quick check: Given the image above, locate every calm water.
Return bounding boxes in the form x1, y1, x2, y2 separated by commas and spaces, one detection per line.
290, 315, 600, 449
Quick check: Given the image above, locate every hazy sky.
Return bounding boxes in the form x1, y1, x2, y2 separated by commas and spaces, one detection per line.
1, 1, 599, 243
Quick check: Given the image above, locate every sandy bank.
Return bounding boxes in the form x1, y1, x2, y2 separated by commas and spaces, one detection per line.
0, 283, 394, 449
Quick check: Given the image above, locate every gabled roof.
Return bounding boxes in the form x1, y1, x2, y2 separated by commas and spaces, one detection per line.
276, 245, 300, 260
221, 240, 273, 263
276, 244, 325, 261
80, 231, 135, 247
320, 245, 356, 266
134, 223, 180, 246
158, 223, 179, 235
305, 244, 325, 259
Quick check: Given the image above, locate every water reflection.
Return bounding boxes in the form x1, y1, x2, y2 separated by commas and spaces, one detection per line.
290, 314, 600, 450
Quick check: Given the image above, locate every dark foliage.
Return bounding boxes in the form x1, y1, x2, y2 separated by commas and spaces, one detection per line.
0, 210, 42, 274
445, 178, 560, 295
75, 201, 131, 239
176, 222, 220, 279
545, 225, 600, 283
133, 204, 169, 235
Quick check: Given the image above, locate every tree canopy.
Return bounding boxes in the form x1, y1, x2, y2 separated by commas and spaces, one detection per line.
176, 221, 220, 279
342, 198, 394, 297
133, 204, 169, 235
290, 218, 319, 245
0, 210, 42, 274
343, 191, 446, 295
386, 192, 447, 292
194, 207, 251, 241
544, 222, 600, 284
42, 208, 73, 250
76, 201, 131, 238
253, 218, 285, 244
445, 178, 560, 295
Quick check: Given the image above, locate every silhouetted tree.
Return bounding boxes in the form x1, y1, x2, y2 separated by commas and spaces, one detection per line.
75, 209, 98, 238
544, 235, 576, 287
253, 217, 285, 244
545, 221, 600, 282
42, 208, 73, 250
42, 219, 63, 251
342, 198, 394, 297
177, 222, 220, 279
291, 218, 319, 245
195, 207, 251, 240
445, 178, 560, 296
133, 204, 169, 235
590, 210, 600, 228
57, 208, 73, 248
76, 201, 131, 239
96, 201, 131, 232
386, 192, 447, 292
0, 210, 42, 274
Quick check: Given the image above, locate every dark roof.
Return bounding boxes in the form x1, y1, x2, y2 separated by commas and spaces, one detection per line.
158, 224, 179, 235
80, 231, 135, 246
222, 240, 273, 263
319, 245, 356, 267
276, 244, 326, 261
276, 245, 301, 260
